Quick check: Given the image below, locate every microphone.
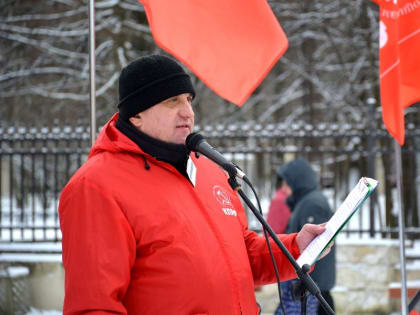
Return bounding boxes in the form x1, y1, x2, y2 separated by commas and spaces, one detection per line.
186, 133, 246, 179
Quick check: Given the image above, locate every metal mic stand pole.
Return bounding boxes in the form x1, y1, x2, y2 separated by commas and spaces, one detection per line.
227, 175, 334, 315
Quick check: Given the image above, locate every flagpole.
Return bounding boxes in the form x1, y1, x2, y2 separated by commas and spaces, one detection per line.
88, 0, 96, 146
394, 140, 408, 315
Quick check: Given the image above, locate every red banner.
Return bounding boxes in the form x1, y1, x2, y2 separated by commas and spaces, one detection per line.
138, 0, 288, 106
372, 0, 420, 145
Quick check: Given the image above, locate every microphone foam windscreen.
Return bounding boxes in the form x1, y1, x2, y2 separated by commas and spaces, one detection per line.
185, 133, 204, 151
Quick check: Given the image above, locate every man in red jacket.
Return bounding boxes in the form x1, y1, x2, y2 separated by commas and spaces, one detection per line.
59, 54, 328, 315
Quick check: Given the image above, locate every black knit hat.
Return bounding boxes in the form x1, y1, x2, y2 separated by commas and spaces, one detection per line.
117, 55, 196, 120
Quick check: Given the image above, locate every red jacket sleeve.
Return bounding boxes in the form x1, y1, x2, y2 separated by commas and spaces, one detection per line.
234, 197, 300, 285
59, 177, 136, 314
244, 230, 300, 285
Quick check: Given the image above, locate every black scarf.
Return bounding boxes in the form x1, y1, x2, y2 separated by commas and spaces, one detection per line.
116, 116, 190, 178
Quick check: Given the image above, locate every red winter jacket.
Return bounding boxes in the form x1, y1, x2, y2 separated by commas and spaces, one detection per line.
266, 189, 291, 234
59, 114, 301, 315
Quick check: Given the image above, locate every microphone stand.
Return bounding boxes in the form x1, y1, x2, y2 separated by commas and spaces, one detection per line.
226, 174, 335, 315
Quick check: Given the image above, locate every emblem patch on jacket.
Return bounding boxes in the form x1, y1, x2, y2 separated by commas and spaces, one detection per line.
212, 185, 237, 216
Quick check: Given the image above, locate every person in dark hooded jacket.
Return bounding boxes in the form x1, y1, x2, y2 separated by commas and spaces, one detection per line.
274, 157, 336, 315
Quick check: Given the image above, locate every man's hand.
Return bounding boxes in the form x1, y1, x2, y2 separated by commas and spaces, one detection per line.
296, 223, 332, 258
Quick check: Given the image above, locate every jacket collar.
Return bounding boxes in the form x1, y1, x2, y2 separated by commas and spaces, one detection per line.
115, 115, 190, 177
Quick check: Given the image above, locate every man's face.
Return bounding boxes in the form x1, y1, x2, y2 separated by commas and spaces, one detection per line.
129, 93, 194, 145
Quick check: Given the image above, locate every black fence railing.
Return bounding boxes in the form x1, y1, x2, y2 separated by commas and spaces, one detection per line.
0, 125, 90, 244
1, 122, 419, 245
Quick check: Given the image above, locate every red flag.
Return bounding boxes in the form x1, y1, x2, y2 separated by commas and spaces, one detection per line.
138, 0, 288, 106
372, 0, 420, 145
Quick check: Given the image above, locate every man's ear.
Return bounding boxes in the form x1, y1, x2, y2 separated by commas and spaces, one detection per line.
129, 114, 142, 129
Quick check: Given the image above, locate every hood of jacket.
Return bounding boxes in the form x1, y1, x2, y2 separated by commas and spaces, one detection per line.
277, 158, 318, 208
89, 113, 144, 159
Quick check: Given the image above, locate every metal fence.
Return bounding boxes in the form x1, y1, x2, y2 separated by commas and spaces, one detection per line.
1, 122, 419, 246
0, 125, 90, 244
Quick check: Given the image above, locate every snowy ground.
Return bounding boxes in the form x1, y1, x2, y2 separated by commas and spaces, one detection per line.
26, 309, 61, 315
